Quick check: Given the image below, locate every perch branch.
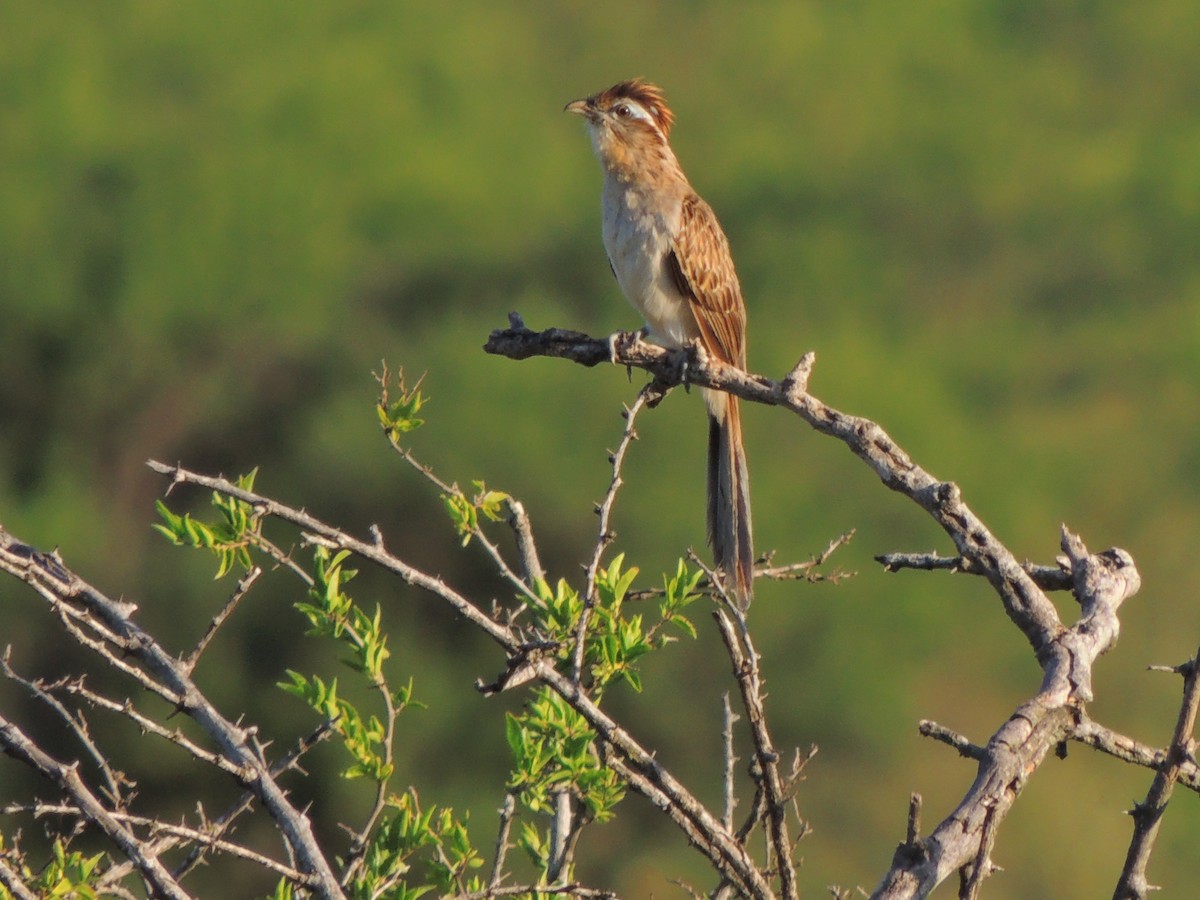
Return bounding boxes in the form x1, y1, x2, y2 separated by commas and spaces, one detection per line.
485, 319, 1062, 654
484, 320, 1146, 898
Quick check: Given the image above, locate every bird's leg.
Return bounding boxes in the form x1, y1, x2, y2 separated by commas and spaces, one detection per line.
642, 379, 674, 408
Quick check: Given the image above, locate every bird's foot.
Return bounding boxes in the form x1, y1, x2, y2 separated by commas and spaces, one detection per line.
678, 338, 709, 394
606, 327, 648, 364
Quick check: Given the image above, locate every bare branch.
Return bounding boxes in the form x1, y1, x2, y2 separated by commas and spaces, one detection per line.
505, 497, 545, 586
1050, 529, 1140, 704
958, 799, 999, 899
168, 719, 336, 883
722, 693, 740, 833
0, 855, 39, 900
906, 794, 922, 846
1113, 646, 1200, 900
548, 789, 573, 885
875, 552, 1072, 592
874, 702, 1073, 899
539, 663, 776, 899
57, 679, 245, 779
872, 529, 1140, 898
714, 609, 798, 899
1071, 714, 1200, 793
489, 793, 517, 891
0, 714, 192, 900
0, 525, 347, 899
4, 802, 317, 885
574, 389, 650, 683
459, 884, 617, 899
917, 721, 986, 762
1, 656, 126, 808
185, 565, 262, 672
758, 529, 857, 584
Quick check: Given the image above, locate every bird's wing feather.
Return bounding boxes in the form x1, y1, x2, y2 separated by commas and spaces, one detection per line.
665, 193, 746, 367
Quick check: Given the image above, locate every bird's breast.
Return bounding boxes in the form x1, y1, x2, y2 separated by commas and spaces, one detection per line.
601, 180, 697, 348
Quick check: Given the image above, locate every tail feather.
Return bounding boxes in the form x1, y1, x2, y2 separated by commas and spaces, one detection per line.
706, 394, 753, 607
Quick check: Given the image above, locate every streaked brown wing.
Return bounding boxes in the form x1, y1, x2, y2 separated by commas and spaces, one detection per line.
665, 192, 746, 368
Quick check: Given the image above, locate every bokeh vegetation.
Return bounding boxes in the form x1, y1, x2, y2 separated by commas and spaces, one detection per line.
1, 2, 1197, 896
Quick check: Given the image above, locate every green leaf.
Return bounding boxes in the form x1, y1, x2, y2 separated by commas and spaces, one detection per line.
441, 490, 476, 545
471, 481, 510, 523
377, 368, 428, 440
505, 712, 526, 758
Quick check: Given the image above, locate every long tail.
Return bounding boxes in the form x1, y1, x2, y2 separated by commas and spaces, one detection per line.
706, 391, 753, 608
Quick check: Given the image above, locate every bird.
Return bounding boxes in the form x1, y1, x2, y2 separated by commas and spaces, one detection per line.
565, 78, 753, 607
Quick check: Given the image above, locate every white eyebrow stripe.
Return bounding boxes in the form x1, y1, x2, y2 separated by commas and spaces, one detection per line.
618, 100, 654, 124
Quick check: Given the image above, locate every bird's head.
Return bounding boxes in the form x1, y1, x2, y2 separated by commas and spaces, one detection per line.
565, 78, 676, 174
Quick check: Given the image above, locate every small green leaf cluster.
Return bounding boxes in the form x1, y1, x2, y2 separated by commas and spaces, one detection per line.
523, 555, 703, 697
506, 689, 624, 825
295, 549, 393, 682
376, 369, 427, 443
152, 470, 260, 578
499, 555, 705, 873
278, 670, 393, 781
267, 790, 483, 900
282, 548, 420, 782
442, 480, 510, 546
279, 547, 486, 896
349, 790, 483, 899
657, 558, 705, 641
0, 839, 105, 899
585, 554, 649, 693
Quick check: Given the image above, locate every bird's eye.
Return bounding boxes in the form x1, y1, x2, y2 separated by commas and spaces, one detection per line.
613, 104, 630, 118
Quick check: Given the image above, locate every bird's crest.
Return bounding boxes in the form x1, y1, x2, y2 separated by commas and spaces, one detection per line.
597, 78, 675, 138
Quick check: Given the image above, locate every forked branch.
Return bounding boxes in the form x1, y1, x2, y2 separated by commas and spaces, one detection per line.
486, 317, 1155, 898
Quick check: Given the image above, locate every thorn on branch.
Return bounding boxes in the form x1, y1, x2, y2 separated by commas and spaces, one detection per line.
1148, 658, 1196, 678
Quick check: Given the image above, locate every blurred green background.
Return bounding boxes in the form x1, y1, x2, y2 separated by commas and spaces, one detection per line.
2, 1, 1198, 896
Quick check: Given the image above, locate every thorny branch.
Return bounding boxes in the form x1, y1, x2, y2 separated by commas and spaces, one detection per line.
0, 712, 193, 900
713, 606, 798, 900
1112, 646, 1200, 900
483, 317, 1175, 898
136, 463, 780, 897
0, 532, 348, 899
574, 388, 652, 683
0, 315, 1184, 897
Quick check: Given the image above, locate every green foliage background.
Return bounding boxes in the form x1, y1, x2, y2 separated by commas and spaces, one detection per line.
1, 2, 1198, 896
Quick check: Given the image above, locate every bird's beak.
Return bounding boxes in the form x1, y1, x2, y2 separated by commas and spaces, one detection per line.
564, 98, 591, 117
